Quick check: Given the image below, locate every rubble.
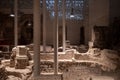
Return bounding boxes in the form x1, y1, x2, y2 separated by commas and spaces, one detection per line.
0, 65, 7, 80
86, 48, 119, 71
6, 66, 32, 80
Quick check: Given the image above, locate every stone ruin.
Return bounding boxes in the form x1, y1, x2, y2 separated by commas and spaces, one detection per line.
28, 48, 120, 80
10, 46, 31, 69
0, 44, 120, 80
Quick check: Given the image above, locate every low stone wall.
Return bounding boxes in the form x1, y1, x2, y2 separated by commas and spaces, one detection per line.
40, 50, 74, 60
29, 49, 118, 72
29, 49, 75, 61
37, 74, 62, 80
28, 73, 62, 80
27, 45, 53, 53
74, 54, 90, 60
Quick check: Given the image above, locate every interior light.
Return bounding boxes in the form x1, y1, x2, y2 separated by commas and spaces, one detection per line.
70, 8, 74, 18
70, 14, 74, 18
10, 13, 15, 17
28, 22, 32, 26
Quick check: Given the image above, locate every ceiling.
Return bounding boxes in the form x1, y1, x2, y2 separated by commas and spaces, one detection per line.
0, 0, 86, 20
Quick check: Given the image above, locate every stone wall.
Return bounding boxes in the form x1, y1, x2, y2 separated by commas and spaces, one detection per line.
38, 74, 62, 80
40, 50, 74, 61
7, 47, 120, 80
38, 62, 116, 80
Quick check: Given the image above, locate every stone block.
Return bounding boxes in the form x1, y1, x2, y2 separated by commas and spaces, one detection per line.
10, 60, 15, 67
15, 56, 28, 69
11, 46, 30, 69
16, 46, 28, 56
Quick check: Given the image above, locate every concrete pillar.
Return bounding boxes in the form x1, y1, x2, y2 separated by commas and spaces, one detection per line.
54, 0, 58, 75
43, 0, 46, 53
14, 0, 18, 46
83, 0, 89, 45
33, 0, 41, 77
62, 0, 66, 52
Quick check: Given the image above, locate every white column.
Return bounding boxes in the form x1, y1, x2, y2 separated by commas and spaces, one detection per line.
54, 0, 58, 75
43, 0, 46, 53
91, 28, 95, 42
33, 0, 41, 77
14, 0, 18, 46
62, 0, 66, 52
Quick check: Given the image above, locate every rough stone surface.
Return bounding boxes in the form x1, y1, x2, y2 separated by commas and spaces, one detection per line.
10, 46, 30, 69
15, 56, 28, 69
28, 74, 62, 80
0, 65, 7, 80
6, 66, 32, 80
1, 47, 120, 80
63, 66, 102, 80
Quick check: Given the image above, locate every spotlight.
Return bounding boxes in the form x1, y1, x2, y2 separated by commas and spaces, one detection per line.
70, 8, 74, 18
10, 13, 15, 17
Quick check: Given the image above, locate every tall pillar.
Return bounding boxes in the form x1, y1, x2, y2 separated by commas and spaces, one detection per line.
54, 0, 58, 75
14, 0, 18, 46
62, 0, 66, 52
43, 0, 46, 53
33, 0, 41, 77
83, 0, 89, 45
